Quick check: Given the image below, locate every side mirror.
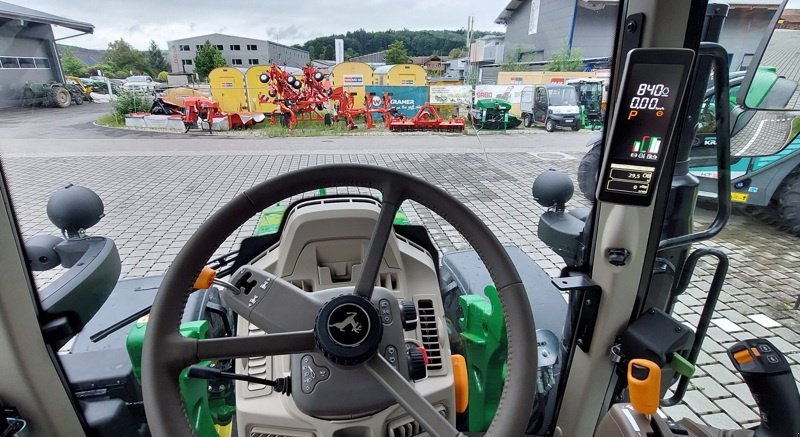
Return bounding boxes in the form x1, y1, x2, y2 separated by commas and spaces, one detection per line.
736, 0, 800, 111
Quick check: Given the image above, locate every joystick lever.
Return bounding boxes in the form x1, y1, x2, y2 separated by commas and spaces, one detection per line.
726, 338, 800, 437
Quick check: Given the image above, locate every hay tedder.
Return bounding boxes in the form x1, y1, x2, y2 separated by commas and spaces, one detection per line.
257, 64, 334, 129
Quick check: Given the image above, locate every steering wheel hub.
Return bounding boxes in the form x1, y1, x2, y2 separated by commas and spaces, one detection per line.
315, 294, 383, 365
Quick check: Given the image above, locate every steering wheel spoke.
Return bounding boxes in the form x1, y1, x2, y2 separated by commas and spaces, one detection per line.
366, 355, 463, 437
195, 330, 316, 361
354, 188, 405, 299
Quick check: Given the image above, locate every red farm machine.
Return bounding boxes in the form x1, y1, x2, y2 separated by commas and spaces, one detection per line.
386, 104, 466, 132
257, 64, 334, 128
329, 88, 398, 130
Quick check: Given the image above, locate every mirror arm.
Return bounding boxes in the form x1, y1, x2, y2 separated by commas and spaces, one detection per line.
660, 43, 731, 251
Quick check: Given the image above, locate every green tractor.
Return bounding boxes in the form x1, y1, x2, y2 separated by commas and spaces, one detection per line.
566, 78, 605, 130
21, 81, 85, 108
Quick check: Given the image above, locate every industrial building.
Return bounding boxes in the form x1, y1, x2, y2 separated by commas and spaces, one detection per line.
0, 1, 93, 108
350, 50, 388, 64
166, 33, 310, 74
497, 0, 783, 70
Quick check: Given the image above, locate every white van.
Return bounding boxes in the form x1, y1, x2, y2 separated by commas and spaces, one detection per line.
520, 85, 581, 131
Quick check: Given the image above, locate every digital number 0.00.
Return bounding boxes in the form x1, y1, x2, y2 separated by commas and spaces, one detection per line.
636, 83, 669, 97
629, 97, 660, 110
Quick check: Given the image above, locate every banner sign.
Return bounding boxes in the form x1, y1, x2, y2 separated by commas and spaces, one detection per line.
366, 86, 428, 118
474, 85, 528, 104
343, 74, 364, 86
429, 85, 473, 105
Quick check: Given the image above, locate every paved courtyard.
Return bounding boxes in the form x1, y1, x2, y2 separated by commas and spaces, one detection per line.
1, 103, 798, 430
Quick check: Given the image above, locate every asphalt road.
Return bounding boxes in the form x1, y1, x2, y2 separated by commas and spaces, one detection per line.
0, 103, 599, 157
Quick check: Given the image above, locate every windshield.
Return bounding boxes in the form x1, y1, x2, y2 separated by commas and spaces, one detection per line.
548, 87, 578, 106
0, 1, 798, 437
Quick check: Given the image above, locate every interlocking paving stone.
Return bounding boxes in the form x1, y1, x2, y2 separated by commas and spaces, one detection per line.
690, 376, 731, 399
715, 398, 759, 423
703, 363, 742, 385
711, 318, 744, 333
725, 383, 756, 408
661, 404, 702, 424
701, 413, 740, 430
684, 390, 722, 415
748, 314, 782, 328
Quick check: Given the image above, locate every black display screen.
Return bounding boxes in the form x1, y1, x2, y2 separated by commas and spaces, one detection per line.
611, 64, 686, 164
598, 49, 693, 206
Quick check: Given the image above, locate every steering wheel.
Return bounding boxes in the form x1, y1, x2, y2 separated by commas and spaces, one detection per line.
141, 164, 538, 436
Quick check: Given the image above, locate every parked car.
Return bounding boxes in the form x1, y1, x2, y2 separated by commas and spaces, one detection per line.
123, 75, 159, 92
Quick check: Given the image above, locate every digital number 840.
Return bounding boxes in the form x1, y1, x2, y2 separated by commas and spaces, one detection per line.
637, 84, 669, 97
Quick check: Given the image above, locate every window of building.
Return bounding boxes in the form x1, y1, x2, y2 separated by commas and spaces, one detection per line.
0, 57, 19, 68
231, 58, 242, 65
34, 58, 50, 68
196, 45, 203, 50
182, 59, 193, 66
216, 45, 224, 51
248, 58, 259, 65
18, 58, 35, 68
179, 45, 190, 51
247, 44, 258, 51
230, 44, 240, 51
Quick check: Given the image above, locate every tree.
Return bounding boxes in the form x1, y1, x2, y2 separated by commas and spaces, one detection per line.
105, 38, 149, 75
146, 40, 169, 74
448, 47, 465, 58
344, 47, 357, 60
385, 40, 410, 64
319, 45, 332, 60
548, 48, 584, 72
60, 49, 87, 77
194, 40, 226, 80
157, 71, 169, 82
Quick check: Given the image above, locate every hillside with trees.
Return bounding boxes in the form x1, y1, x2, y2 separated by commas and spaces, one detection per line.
300, 29, 502, 59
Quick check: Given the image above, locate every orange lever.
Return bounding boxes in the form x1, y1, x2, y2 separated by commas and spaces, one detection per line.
628, 358, 661, 416
193, 266, 217, 290
452, 354, 469, 414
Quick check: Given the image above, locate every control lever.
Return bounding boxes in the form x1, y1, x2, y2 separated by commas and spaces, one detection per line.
628, 358, 661, 417
727, 339, 800, 437
188, 365, 291, 396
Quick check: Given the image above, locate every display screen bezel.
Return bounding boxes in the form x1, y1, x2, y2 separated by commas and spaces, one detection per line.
597, 48, 695, 206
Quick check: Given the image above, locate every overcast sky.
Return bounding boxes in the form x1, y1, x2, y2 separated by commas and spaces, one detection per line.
25, 0, 507, 50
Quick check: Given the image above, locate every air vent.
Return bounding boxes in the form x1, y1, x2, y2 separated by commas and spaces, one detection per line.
246, 323, 273, 393
416, 299, 442, 370
289, 279, 314, 292
387, 404, 446, 437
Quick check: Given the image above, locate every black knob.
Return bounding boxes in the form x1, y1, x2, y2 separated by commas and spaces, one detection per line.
401, 301, 417, 331
314, 295, 382, 366
407, 346, 427, 381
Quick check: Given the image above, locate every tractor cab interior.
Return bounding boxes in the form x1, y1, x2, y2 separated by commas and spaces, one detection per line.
1, 1, 799, 437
